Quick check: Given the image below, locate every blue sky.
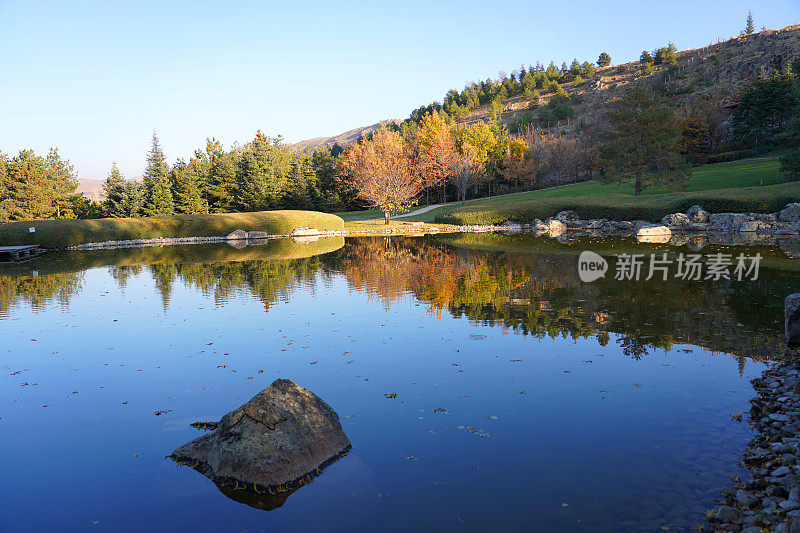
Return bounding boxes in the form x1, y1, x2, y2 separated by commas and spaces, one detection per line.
1, 1, 798, 178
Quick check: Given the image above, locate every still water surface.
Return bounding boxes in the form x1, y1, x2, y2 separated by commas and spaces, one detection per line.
2, 233, 798, 532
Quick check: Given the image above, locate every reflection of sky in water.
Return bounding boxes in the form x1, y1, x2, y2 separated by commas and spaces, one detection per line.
0, 237, 790, 532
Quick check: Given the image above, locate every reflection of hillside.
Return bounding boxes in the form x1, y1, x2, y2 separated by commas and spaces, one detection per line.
341, 236, 797, 361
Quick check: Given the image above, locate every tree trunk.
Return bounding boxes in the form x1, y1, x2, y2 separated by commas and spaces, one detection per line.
634, 175, 643, 196
384, 211, 390, 225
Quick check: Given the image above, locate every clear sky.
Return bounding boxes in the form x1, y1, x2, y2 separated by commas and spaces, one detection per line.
1, 1, 798, 178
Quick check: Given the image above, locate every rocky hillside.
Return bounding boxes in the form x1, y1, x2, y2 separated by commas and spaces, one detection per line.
472, 24, 800, 134
292, 25, 799, 152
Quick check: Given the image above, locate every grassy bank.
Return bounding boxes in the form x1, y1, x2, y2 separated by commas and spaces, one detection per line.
0, 210, 344, 248
401, 159, 800, 224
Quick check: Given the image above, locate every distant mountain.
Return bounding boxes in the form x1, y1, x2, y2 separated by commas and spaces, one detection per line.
77, 179, 105, 202
77, 176, 142, 202
288, 119, 402, 152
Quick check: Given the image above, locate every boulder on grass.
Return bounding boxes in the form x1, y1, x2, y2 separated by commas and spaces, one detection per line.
247, 231, 271, 240
662, 213, 691, 229
226, 229, 248, 240
685, 205, 710, 223
170, 379, 351, 500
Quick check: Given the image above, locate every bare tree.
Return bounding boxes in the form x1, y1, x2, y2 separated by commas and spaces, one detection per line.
452, 142, 478, 204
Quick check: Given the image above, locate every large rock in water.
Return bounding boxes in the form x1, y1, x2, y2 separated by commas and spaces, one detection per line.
787, 293, 800, 348
170, 379, 351, 497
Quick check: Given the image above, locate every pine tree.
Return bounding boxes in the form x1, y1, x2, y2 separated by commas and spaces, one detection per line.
597, 52, 612, 67
599, 85, 690, 195
745, 10, 755, 34
0, 151, 11, 222
203, 138, 238, 212
235, 131, 291, 211
118, 181, 145, 217
142, 133, 174, 216
44, 148, 78, 218
102, 161, 127, 217
171, 158, 208, 214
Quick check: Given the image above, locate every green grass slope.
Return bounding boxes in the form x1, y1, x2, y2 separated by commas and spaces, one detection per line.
0, 210, 344, 248
400, 159, 799, 224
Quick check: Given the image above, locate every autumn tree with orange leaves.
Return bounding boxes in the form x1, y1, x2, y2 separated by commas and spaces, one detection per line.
338, 128, 424, 224
415, 113, 459, 203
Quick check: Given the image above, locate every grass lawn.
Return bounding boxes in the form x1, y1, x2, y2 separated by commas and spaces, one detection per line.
402, 159, 798, 224
336, 209, 384, 222
0, 210, 345, 248
337, 159, 785, 224
342, 220, 454, 232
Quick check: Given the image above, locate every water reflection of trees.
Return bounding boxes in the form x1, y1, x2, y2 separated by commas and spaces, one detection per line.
0, 272, 83, 316
0, 234, 793, 361
337, 236, 791, 361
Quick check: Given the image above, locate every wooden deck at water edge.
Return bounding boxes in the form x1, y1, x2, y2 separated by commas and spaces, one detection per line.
0, 245, 43, 263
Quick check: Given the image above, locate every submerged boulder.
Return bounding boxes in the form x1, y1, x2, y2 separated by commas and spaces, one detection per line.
787, 293, 800, 348
170, 379, 351, 496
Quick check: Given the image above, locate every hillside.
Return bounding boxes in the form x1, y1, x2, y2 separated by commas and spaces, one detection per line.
462, 24, 800, 135
77, 178, 104, 202
289, 119, 401, 152
294, 25, 799, 153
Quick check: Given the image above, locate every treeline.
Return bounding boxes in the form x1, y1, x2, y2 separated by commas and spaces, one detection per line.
101, 132, 355, 219
0, 148, 96, 223
404, 54, 609, 128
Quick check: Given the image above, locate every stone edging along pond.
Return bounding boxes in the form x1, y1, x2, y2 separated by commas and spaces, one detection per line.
61, 201, 800, 251
702, 295, 800, 532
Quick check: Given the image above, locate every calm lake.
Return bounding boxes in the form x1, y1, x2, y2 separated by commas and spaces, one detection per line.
2, 233, 799, 532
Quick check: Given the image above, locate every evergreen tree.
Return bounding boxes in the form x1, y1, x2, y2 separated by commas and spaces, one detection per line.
640, 50, 653, 64
733, 65, 799, 146
236, 131, 292, 211
0, 151, 11, 222
599, 85, 690, 195
44, 148, 78, 218
142, 133, 174, 216
203, 138, 238, 212
597, 52, 612, 67
3, 148, 78, 221
745, 10, 755, 34
102, 161, 127, 217
171, 158, 208, 214
118, 181, 145, 217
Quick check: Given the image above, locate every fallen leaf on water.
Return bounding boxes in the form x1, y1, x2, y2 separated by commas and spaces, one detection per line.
384, 393, 397, 399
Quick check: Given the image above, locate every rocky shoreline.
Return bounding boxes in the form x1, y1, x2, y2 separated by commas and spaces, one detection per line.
703, 296, 800, 532
507, 202, 800, 241
57, 201, 800, 252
